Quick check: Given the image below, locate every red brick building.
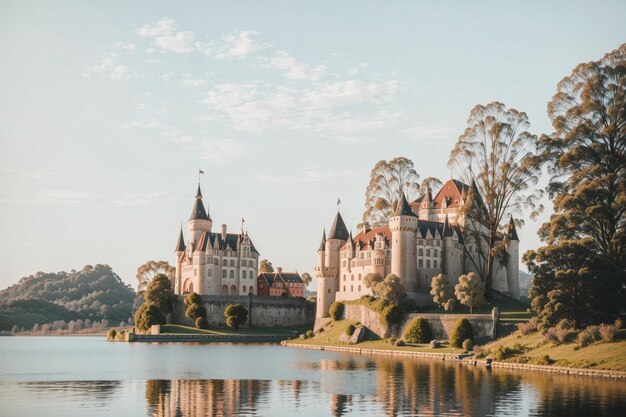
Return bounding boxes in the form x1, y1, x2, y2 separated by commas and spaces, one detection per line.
257, 268, 305, 298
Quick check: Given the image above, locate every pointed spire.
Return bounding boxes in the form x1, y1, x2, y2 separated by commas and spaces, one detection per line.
176, 226, 186, 252
443, 214, 453, 237
318, 228, 326, 252
507, 215, 519, 241
329, 211, 350, 241
189, 184, 210, 221
393, 192, 417, 217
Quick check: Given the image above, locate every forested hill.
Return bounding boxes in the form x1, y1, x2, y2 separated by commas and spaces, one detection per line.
0, 264, 135, 330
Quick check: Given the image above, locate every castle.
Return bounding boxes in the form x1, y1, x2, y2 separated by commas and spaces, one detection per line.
314, 179, 520, 318
174, 184, 260, 296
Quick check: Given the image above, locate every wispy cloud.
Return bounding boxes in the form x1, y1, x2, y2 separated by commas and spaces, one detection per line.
256, 168, 363, 184
137, 18, 195, 53
198, 139, 248, 162
83, 53, 136, 80
211, 30, 270, 59
37, 190, 100, 206
112, 42, 136, 50
261, 50, 328, 80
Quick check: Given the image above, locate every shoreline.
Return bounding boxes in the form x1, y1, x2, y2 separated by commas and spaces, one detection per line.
283, 341, 626, 380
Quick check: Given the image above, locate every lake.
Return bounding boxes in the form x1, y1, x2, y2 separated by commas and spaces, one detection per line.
0, 336, 624, 416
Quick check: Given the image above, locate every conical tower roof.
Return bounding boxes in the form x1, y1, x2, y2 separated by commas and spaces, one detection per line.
328, 212, 349, 241
318, 229, 326, 252
507, 215, 519, 241
393, 192, 417, 217
175, 226, 186, 252
189, 184, 210, 221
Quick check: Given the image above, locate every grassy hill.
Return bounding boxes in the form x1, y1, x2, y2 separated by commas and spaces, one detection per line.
0, 299, 82, 331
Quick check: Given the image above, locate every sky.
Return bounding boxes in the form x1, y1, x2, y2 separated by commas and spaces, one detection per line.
1, 0, 625, 291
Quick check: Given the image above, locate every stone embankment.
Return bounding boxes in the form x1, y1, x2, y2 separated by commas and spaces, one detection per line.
283, 342, 626, 380
128, 333, 288, 343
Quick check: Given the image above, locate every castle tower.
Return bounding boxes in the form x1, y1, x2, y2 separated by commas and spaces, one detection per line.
505, 215, 520, 299
442, 214, 456, 281
389, 193, 418, 296
175, 226, 186, 294
315, 212, 349, 318
188, 184, 212, 245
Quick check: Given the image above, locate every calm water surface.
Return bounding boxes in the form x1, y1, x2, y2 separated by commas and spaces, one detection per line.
0, 336, 624, 416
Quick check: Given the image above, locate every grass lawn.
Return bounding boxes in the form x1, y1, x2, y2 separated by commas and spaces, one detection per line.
286, 319, 460, 354
476, 328, 626, 371
160, 324, 311, 336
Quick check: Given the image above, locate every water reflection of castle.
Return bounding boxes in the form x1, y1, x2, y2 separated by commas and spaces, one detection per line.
143, 360, 626, 417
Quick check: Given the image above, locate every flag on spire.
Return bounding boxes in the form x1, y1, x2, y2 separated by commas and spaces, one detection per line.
199, 169, 204, 174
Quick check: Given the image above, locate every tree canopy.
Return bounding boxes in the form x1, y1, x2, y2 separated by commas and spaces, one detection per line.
143, 273, 175, 315
259, 259, 274, 273
454, 272, 486, 313
362, 157, 420, 227
527, 43, 626, 323
136, 260, 175, 292
448, 101, 543, 294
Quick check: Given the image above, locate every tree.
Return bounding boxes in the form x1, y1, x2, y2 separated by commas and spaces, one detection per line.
368, 274, 407, 305
136, 260, 175, 292
525, 241, 614, 329
454, 272, 486, 313
259, 259, 274, 273
329, 302, 344, 320
301, 272, 312, 287
532, 43, 626, 314
184, 292, 201, 306
420, 177, 443, 195
362, 157, 421, 227
134, 302, 165, 332
448, 101, 543, 294
185, 304, 206, 321
430, 274, 454, 310
144, 274, 175, 315
364, 273, 383, 289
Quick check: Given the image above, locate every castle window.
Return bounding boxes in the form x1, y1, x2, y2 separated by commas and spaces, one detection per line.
426, 260, 431, 268
427, 239, 432, 245
358, 285, 361, 291
242, 271, 246, 279
328, 288, 331, 293
434, 260, 438, 268
249, 286, 254, 294
419, 260, 423, 268
418, 239, 423, 245
358, 274, 362, 281
343, 286, 346, 292
214, 259, 219, 265
222, 270, 226, 278
351, 275, 354, 281
230, 260, 235, 267
229, 270, 234, 279
434, 250, 438, 257
426, 249, 431, 257
243, 285, 247, 293
418, 249, 423, 256
222, 259, 227, 266
351, 285, 353, 292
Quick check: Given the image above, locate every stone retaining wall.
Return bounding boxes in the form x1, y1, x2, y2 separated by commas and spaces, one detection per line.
171, 295, 315, 328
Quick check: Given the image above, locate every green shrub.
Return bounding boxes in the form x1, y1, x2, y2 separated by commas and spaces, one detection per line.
107, 328, 117, 340
492, 344, 525, 361
329, 302, 344, 320
529, 355, 554, 365
195, 317, 208, 329
184, 292, 201, 306
380, 304, 401, 327
224, 304, 248, 324
462, 339, 473, 351
185, 303, 207, 321
226, 316, 239, 329
305, 330, 314, 338
134, 302, 166, 332
517, 317, 538, 335
599, 323, 617, 342
374, 298, 390, 312
449, 318, 473, 348
402, 317, 432, 343
387, 337, 397, 345
115, 330, 126, 341
345, 324, 356, 336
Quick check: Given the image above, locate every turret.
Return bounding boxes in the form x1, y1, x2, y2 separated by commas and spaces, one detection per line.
442, 214, 456, 279
175, 226, 185, 294
505, 215, 520, 299
419, 188, 432, 219
188, 184, 212, 245
317, 229, 326, 269
389, 193, 418, 296
315, 211, 349, 319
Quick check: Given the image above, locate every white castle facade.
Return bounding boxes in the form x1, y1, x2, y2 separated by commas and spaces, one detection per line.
314, 179, 520, 318
174, 184, 259, 296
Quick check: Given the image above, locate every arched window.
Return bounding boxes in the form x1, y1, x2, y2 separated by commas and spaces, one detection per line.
351, 275, 354, 281
426, 260, 431, 268
434, 260, 438, 269
358, 274, 362, 281
222, 269, 226, 278
242, 271, 246, 279
229, 270, 234, 279
343, 274, 346, 281
214, 259, 219, 265
426, 249, 431, 257
418, 249, 423, 256
358, 285, 361, 291
221, 285, 228, 295
419, 259, 423, 268
249, 260, 253, 267
249, 286, 254, 294
243, 285, 247, 293
230, 285, 237, 295
343, 286, 346, 291
433, 249, 438, 257
222, 259, 227, 266
229, 260, 235, 267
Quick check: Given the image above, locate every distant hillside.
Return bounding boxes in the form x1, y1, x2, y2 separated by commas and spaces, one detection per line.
0, 264, 135, 330
0, 299, 82, 331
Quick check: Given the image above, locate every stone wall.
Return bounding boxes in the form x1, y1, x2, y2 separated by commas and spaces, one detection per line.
171, 295, 315, 328
340, 304, 495, 340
